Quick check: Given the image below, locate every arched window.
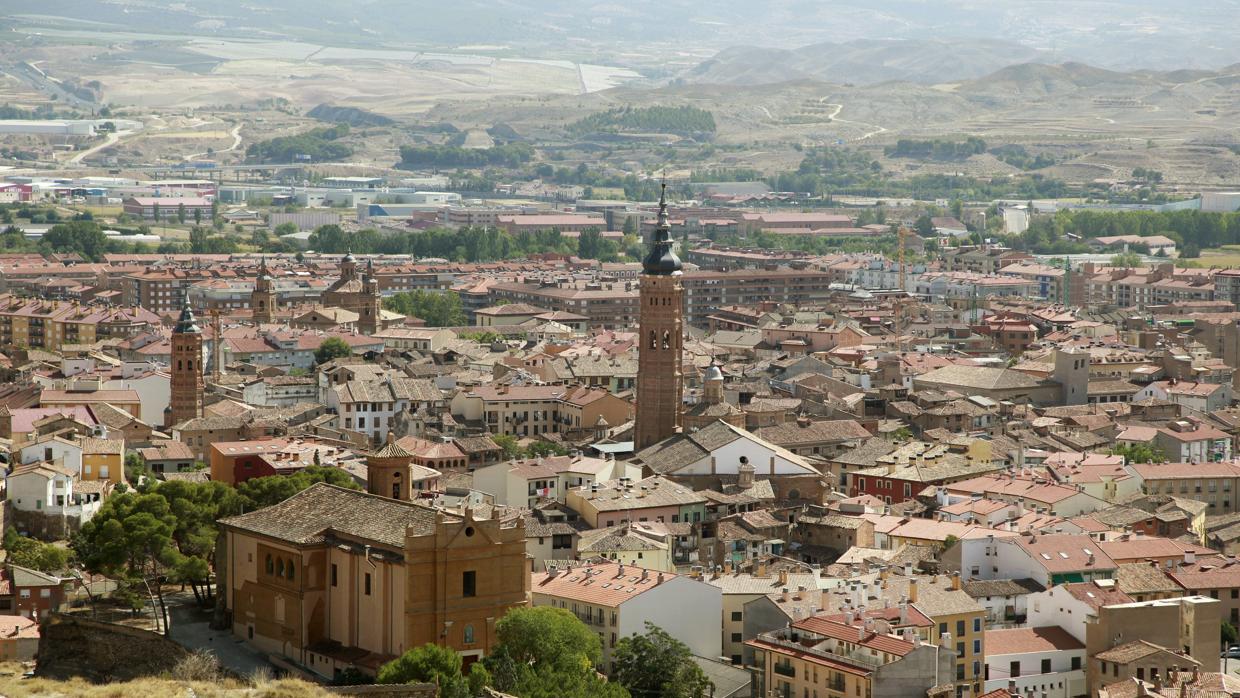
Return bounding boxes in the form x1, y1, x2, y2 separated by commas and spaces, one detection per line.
463, 624, 475, 644
285, 559, 295, 581
662, 331, 670, 350
649, 331, 657, 350
177, 360, 183, 371
265, 555, 274, 575
276, 558, 285, 577
188, 360, 194, 370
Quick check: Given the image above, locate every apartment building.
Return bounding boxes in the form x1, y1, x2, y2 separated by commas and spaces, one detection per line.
982, 626, 1086, 698
564, 475, 708, 528
449, 384, 631, 439
530, 561, 721, 671
1084, 596, 1220, 696
328, 376, 445, 446
0, 296, 160, 351
472, 453, 640, 508
1132, 461, 1240, 514
747, 614, 956, 698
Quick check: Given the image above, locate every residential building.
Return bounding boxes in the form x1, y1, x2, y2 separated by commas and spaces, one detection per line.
982, 626, 1086, 697
530, 561, 722, 671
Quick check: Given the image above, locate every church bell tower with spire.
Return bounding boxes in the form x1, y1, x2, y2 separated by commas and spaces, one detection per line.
252, 256, 276, 324
634, 183, 684, 449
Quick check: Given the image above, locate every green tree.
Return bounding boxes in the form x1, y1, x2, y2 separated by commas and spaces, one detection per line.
913, 214, 935, 237
383, 290, 466, 327
1112, 443, 1167, 464
1224, 621, 1238, 648
378, 643, 488, 698
524, 442, 568, 458
308, 224, 349, 253
1110, 251, 1142, 268
315, 337, 353, 364
3, 528, 69, 573
492, 434, 523, 460
74, 491, 185, 631
177, 203, 187, 224
233, 466, 360, 510
273, 222, 298, 237
484, 607, 628, 698
193, 207, 202, 225
38, 220, 109, 261
612, 623, 711, 698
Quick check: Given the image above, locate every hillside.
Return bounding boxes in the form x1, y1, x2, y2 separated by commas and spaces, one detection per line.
683, 39, 1043, 86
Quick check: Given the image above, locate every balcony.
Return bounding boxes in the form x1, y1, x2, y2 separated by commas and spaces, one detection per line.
773, 663, 796, 678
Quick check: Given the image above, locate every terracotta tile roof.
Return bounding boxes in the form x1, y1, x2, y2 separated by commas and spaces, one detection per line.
531, 560, 678, 607
984, 626, 1083, 655
1012, 534, 1118, 573
1167, 558, 1240, 591
1060, 580, 1134, 610
792, 615, 915, 657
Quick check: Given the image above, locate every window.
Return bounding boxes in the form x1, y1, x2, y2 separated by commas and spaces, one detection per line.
956, 620, 965, 637
1041, 659, 1051, 674
973, 618, 981, 633
266, 555, 274, 574
973, 639, 981, 655
732, 611, 743, 622
19, 590, 29, 599
731, 633, 742, 642
1010, 661, 1020, 678
276, 558, 285, 577
1071, 657, 1081, 671
364, 572, 372, 596
939, 622, 948, 638
463, 570, 477, 598
331, 564, 338, 587
463, 624, 475, 644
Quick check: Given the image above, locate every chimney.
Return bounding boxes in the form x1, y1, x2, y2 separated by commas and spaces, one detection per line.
723, 559, 732, 574
781, 587, 790, 603
899, 599, 908, 625
1185, 550, 1196, 565
909, 578, 918, 603
779, 568, 789, 586
756, 561, 768, 578
951, 571, 961, 591
656, 572, 664, 585
796, 585, 806, 600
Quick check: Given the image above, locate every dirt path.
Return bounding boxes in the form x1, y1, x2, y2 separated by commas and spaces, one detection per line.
69, 129, 132, 166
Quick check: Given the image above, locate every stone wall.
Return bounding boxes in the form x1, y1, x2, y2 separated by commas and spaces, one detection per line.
36, 613, 191, 683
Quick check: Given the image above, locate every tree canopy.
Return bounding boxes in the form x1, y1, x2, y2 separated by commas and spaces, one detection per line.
378, 643, 489, 698
383, 290, 466, 327
315, 337, 354, 364
483, 607, 628, 698
612, 623, 712, 698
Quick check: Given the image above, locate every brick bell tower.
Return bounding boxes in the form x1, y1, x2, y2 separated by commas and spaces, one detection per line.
358, 258, 382, 335
634, 183, 684, 449
169, 301, 204, 427
251, 256, 276, 324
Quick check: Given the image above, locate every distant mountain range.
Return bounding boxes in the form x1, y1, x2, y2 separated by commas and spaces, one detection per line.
680, 39, 1046, 86
5, 0, 1240, 80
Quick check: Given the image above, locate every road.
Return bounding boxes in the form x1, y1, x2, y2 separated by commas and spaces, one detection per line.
184, 123, 243, 162
69, 128, 132, 166
819, 99, 888, 141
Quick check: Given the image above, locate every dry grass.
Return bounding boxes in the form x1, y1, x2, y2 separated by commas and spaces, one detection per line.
0, 662, 337, 698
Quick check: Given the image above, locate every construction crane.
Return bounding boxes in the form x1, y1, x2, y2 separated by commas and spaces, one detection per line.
897, 226, 909, 351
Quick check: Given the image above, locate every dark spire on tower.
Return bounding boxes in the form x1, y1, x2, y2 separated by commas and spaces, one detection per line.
174, 301, 200, 334
642, 183, 682, 276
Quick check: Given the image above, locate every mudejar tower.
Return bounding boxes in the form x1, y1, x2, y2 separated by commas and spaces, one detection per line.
634, 184, 684, 449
